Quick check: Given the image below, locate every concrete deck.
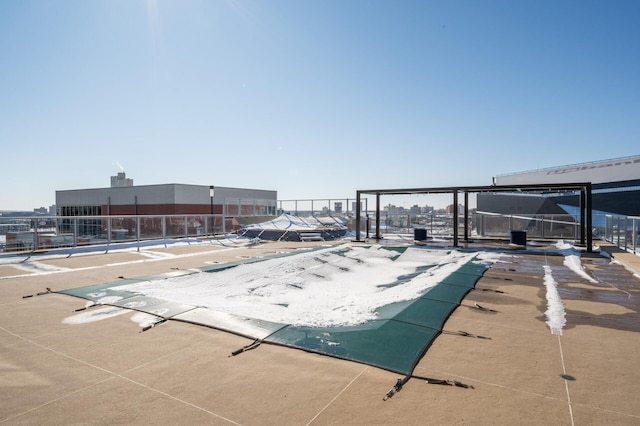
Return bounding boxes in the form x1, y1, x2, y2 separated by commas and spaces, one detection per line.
1, 239, 639, 425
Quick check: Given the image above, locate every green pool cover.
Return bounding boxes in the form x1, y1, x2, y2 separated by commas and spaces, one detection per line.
263, 261, 488, 374
56, 248, 489, 375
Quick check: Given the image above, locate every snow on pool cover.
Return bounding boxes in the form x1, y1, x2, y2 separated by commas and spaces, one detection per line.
57, 244, 499, 374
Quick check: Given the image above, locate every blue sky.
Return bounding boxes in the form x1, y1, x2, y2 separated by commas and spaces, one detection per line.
1, 0, 639, 210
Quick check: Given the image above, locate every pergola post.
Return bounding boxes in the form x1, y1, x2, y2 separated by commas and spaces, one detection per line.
464, 191, 469, 242
580, 188, 586, 246
355, 191, 362, 241
453, 190, 459, 247
586, 183, 593, 253
375, 192, 381, 239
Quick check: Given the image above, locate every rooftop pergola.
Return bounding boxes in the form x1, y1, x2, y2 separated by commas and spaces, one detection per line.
355, 182, 593, 252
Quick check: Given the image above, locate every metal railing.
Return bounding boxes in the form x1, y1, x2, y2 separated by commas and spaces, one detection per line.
363, 211, 583, 241
0, 214, 229, 253
598, 214, 640, 254
277, 198, 368, 217
0, 197, 373, 254
474, 211, 581, 240
5, 209, 636, 254
364, 213, 457, 237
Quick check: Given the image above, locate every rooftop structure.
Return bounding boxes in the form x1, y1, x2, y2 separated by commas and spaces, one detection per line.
111, 172, 134, 188
56, 183, 277, 217
493, 155, 640, 216
355, 182, 594, 251
494, 155, 640, 186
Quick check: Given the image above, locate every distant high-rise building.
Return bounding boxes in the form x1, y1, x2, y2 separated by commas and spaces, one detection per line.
111, 172, 133, 188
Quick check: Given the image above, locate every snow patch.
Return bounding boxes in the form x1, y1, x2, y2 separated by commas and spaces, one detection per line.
130, 312, 162, 328
114, 244, 499, 328
555, 240, 598, 283
62, 306, 128, 325
542, 265, 566, 335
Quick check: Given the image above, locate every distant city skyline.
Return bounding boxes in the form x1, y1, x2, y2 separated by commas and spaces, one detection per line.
2, 1, 639, 210
4, 151, 639, 213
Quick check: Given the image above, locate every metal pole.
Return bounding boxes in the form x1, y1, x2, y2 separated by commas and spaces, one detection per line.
586, 183, 593, 252
464, 191, 469, 242
209, 186, 214, 237
631, 219, 638, 254
107, 214, 112, 244
73, 217, 78, 247
366, 215, 370, 238
375, 192, 381, 239
431, 213, 434, 236
355, 191, 362, 241
580, 188, 586, 246
453, 191, 459, 247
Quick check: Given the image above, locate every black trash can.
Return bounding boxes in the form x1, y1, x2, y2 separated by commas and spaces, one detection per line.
510, 230, 527, 246
414, 228, 427, 241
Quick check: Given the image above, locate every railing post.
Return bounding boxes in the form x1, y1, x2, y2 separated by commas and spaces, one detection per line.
136, 216, 141, 250
618, 216, 622, 247
73, 217, 79, 247
633, 218, 637, 254
33, 220, 38, 252
224, 201, 228, 235
625, 217, 630, 251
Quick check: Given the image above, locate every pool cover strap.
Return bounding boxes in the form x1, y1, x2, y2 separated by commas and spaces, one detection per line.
230, 339, 263, 356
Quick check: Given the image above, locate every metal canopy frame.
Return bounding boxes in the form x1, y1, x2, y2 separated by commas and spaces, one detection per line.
355, 182, 593, 252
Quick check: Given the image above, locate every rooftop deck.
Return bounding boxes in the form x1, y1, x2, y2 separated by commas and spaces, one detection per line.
1, 238, 639, 425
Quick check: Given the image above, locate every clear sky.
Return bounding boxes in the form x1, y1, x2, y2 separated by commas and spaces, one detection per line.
1, 0, 639, 211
